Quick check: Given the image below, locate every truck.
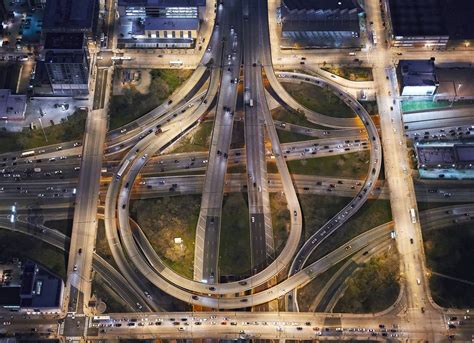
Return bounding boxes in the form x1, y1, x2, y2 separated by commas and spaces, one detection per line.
21, 150, 35, 158
34, 168, 41, 173
410, 208, 417, 224
116, 159, 131, 179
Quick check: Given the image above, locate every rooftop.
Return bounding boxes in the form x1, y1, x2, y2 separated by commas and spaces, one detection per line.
44, 50, 87, 64
44, 33, 85, 50
388, 0, 474, 39
398, 60, 438, 87
436, 68, 474, 98
144, 17, 199, 31
119, 0, 205, 6
43, 0, 96, 32
416, 141, 474, 168
0, 89, 27, 120
282, 0, 360, 11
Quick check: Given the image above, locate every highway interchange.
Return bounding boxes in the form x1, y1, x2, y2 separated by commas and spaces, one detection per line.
0, 0, 473, 341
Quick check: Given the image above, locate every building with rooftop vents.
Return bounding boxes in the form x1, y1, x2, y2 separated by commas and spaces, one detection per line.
386, 0, 474, 49
278, 0, 364, 48
117, 0, 205, 48
397, 59, 438, 97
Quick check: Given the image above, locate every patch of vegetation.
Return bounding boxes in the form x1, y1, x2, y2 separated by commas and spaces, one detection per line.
95, 220, 118, 270
270, 192, 290, 255
283, 82, 355, 119
277, 129, 315, 143
130, 195, 201, 279
0, 229, 66, 280
92, 276, 130, 313
220, 192, 251, 276
230, 120, 245, 149
171, 120, 213, 153
307, 198, 392, 262
361, 101, 378, 116
287, 151, 369, 178
109, 69, 192, 129
321, 66, 373, 81
45, 219, 73, 237
401, 100, 474, 113
272, 107, 329, 130
334, 249, 400, 313
423, 224, 474, 308
227, 164, 246, 174
0, 109, 86, 154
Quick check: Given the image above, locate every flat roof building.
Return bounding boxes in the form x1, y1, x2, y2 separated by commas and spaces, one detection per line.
40, 50, 89, 96
0, 89, 27, 121
117, 0, 204, 48
387, 0, 474, 48
279, 0, 364, 48
434, 68, 474, 102
397, 60, 438, 97
42, 0, 98, 34
416, 141, 474, 170
0, 260, 63, 312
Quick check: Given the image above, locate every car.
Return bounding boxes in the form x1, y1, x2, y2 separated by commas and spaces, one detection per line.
410, 238, 414, 244
73, 264, 78, 271
416, 278, 421, 285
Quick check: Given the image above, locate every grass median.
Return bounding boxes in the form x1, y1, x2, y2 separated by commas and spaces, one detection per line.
321, 66, 373, 81
130, 195, 201, 279
282, 82, 355, 118
287, 151, 369, 178
270, 192, 291, 256
170, 120, 213, 153
220, 192, 251, 277
109, 69, 192, 129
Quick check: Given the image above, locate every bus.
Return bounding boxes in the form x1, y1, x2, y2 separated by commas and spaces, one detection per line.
169, 60, 183, 67
116, 159, 131, 179
21, 150, 35, 158
93, 315, 111, 321
410, 208, 417, 224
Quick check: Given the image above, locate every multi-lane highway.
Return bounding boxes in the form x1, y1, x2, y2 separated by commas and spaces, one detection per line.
2, 0, 474, 340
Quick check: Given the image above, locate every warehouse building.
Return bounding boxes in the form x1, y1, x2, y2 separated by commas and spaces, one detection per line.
397, 59, 438, 97
416, 141, 474, 170
35, 32, 90, 96
279, 0, 364, 48
434, 68, 474, 102
0, 260, 63, 313
386, 0, 474, 49
117, 0, 205, 48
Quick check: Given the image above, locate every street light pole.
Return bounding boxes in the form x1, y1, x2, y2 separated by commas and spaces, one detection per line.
38, 117, 48, 143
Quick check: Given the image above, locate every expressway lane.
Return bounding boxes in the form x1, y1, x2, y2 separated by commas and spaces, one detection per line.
280, 73, 382, 310
193, 0, 242, 283
243, 0, 275, 273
